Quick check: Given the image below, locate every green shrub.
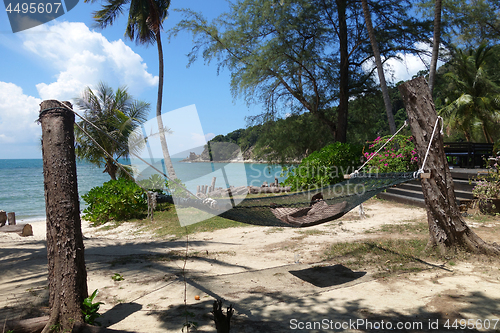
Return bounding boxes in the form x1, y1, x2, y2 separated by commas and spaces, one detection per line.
82, 178, 147, 224
364, 135, 418, 173
282, 142, 363, 191
82, 289, 104, 326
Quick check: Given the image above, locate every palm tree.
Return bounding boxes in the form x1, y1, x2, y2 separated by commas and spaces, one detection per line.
439, 44, 500, 143
74, 82, 150, 180
428, 0, 442, 93
86, 0, 178, 180
360, 0, 396, 134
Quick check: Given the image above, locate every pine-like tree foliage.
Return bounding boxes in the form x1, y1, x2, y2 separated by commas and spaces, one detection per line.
171, 0, 431, 143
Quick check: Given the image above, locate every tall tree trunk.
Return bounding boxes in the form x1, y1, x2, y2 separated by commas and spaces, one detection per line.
398, 77, 500, 255
361, 0, 396, 134
104, 158, 117, 180
39, 100, 89, 333
155, 31, 178, 180
335, 0, 349, 143
428, 0, 442, 93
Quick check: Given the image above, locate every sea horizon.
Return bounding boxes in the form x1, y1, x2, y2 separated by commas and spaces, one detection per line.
0, 158, 284, 221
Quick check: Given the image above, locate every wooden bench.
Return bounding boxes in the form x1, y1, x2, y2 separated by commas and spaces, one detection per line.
444, 142, 493, 168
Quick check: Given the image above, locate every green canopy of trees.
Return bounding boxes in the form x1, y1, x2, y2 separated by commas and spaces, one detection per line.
172, 0, 431, 144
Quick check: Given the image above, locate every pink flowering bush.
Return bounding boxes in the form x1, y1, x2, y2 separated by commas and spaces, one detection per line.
364, 135, 419, 173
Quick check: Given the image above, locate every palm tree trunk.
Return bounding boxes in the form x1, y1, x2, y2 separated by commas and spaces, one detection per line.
335, 0, 349, 142
361, 0, 396, 135
155, 31, 178, 180
428, 0, 442, 93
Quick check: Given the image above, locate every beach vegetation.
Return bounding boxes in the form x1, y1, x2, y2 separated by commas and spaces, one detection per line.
74, 82, 150, 180
128, 203, 246, 238
282, 142, 363, 191
82, 289, 104, 326
82, 178, 147, 225
437, 44, 500, 143
111, 273, 124, 281
363, 135, 419, 173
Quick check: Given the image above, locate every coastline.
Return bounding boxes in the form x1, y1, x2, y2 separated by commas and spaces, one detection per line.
179, 157, 300, 165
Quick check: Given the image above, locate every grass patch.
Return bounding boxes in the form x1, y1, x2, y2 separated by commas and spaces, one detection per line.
378, 221, 428, 235
265, 227, 285, 235
126, 203, 248, 238
294, 229, 328, 236
323, 238, 442, 278
465, 211, 500, 224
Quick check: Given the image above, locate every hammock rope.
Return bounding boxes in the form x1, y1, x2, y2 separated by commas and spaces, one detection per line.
352, 120, 409, 176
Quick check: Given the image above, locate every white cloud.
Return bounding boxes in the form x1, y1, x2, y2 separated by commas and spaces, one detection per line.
0, 82, 41, 145
204, 132, 215, 141
364, 42, 443, 84
21, 21, 157, 101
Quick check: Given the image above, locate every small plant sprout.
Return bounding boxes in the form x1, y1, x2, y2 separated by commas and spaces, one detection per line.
82, 289, 104, 326
112, 273, 124, 281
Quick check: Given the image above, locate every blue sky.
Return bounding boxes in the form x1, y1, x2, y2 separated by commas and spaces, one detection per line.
0, 0, 433, 159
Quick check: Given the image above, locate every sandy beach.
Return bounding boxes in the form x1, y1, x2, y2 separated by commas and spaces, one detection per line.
1, 199, 500, 332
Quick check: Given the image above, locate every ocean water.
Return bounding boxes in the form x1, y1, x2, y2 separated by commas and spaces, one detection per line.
0, 159, 284, 221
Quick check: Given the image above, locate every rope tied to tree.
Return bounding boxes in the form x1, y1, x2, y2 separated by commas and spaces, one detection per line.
350, 120, 409, 178
418, 116, 444, 175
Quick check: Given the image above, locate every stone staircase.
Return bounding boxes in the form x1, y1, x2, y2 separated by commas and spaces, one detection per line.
377, 168, 484, 208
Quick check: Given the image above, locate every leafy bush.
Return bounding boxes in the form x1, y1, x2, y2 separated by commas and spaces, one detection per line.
282, 142, 363, 191
82, 289, 104, 326
82, 178, 147, 224
473, 156, 500, 211
363, 135, 418, 173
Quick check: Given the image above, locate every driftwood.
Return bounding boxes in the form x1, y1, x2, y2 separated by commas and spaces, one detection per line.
0, 223, 33, 236
2, 315, 49, 333
0, 210, 6, 226
214, 186, 248, 197
248, 186, 291, 194
8, 211, 16, 225
212, 299, 233, 333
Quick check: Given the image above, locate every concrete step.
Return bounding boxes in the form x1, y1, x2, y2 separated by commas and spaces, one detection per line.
377, 192, 426, 208
453, 179, 476, 192
378, 191, 472, 208
386, 187, 424, 200
386, 186, 473, 201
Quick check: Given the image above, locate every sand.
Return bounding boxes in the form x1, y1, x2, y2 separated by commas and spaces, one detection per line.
1, 200, 500, 332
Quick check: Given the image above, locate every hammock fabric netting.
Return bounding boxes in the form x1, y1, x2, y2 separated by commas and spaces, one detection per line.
170, 172, 420, 228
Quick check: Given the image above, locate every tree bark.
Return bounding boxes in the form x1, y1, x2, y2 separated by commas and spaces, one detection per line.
39, 100, 89, 333
155, 31, 178, 180
361, 0, 396, 134
212, 299, 233, 333
398, 77, 500, 255
335, 0, 349, 143
428, 0, 442, 93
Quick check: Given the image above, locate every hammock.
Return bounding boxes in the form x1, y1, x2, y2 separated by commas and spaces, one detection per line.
169, 171, 423, 228
40, 105, 439, 228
